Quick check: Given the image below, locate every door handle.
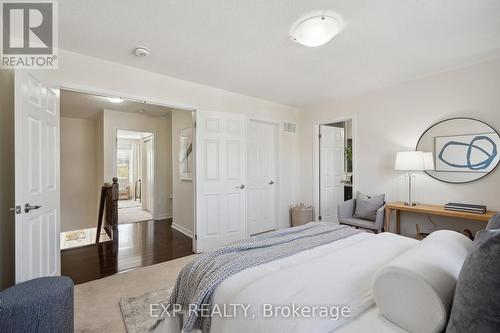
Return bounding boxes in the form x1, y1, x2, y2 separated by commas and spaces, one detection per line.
24, 203, 42, 213
268, 181, 275, 185
235, 184, 245, 189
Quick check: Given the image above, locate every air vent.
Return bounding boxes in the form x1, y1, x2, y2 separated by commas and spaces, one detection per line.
283, 122, 297, 134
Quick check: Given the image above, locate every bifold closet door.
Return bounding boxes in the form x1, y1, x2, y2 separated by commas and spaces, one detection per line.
195, 111, 246, 252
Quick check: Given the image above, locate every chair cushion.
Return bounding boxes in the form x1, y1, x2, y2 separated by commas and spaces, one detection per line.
446, 228, 500, 333
486, 213, 500, 230
0, 276, 74, 333
339, 217, 377, 230
353, 192, 385, 221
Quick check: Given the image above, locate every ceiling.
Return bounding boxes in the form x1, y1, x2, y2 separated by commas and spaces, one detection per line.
60, 0, 500, 107
60, 89, 172, 120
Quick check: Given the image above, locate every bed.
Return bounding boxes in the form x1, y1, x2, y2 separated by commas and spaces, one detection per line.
153, 223, 471, 333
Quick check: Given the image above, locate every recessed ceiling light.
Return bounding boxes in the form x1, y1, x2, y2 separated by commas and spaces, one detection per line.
134, 46, 151, 57
290, 13, 343, 47
107, 97, 123, 103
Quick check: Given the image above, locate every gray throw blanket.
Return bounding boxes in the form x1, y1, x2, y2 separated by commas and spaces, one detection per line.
162, 222, 362, 332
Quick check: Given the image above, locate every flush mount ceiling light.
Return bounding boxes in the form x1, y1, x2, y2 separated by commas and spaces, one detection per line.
290, 12, 343, 47
134, 46, 151, 57
107, 97, 123, 103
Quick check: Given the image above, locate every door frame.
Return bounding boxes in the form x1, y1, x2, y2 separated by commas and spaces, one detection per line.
312, 116, 357, 221
114, 128, 156, 217
246, 118, 280, 235
55, 84, 197, 252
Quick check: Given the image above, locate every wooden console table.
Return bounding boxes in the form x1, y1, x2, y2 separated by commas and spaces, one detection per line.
384, 202, 496, 235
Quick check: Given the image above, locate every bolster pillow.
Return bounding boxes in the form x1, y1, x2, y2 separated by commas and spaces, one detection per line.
373, 230, 472, 333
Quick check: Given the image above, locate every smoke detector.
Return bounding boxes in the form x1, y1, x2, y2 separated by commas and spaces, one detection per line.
134, 46, 151, 57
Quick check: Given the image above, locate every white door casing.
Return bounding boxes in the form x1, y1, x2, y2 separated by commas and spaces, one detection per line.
15, 71, 60, 283
195, 111, 246, 252
247, 120, 277, 235
142, 136, 153, 212
319, 125, 345, 222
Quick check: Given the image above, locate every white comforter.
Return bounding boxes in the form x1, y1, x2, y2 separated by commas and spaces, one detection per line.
155, 232, 417, 333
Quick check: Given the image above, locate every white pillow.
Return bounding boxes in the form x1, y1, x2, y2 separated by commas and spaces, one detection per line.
372, 230, 472, 333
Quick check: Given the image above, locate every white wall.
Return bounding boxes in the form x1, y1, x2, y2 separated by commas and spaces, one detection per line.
60, 117, 98, 232
0, 69, 15, 290
171, 110, 195, 236
103, 109, 173, 219
34, 49, 301, 230
96, 111, 104, 212
300, 58, 500, 237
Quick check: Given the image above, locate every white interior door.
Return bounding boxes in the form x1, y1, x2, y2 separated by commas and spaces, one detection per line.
15, 71, 60, 283
195, 111, 246, 252
247, 120, 277, 235
319, 125, 345, 222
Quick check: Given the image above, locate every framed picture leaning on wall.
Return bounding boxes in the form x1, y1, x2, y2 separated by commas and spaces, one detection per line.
179, 127, 193, 181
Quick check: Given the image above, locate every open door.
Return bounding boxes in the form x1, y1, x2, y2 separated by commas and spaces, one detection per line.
195, 111, 246, 252
319, 125, 345, 222
14, 71, 60, 283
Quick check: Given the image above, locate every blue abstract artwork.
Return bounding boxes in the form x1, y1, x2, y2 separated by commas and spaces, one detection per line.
435, 133, 499, 173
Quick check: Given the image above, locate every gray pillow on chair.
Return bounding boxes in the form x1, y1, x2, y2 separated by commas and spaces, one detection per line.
353, 192, 385, 221
446, 227, 500, 333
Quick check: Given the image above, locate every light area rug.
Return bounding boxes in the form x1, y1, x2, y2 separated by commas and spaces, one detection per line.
120, 288, 172, 333
118, 206, 153, 224
118, 200, 142, 209
75, 255, 196, 332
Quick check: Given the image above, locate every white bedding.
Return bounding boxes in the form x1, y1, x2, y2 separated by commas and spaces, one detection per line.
155, 231, 418, 333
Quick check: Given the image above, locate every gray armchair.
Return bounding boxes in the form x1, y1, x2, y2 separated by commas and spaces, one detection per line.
337, 199, 385, 233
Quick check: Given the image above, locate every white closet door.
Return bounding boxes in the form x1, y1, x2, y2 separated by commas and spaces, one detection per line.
195, 111, 246, 252
247, 120, 277, 235
15, 71, 60, 282
319, 125, 345, 222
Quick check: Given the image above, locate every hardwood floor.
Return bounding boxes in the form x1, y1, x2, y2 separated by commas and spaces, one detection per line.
61, 219, 193, 284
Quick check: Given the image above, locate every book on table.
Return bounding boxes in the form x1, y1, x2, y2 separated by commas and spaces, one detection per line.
444, 202, 486, 214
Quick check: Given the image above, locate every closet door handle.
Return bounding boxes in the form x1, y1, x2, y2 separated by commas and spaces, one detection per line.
235, 184, 245, 189
268, 181, 275, 185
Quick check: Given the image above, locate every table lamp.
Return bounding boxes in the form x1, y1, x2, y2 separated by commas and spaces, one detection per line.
395, 151, 434, 206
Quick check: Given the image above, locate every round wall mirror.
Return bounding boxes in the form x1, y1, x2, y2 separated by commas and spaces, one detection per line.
416, 117, 500, 184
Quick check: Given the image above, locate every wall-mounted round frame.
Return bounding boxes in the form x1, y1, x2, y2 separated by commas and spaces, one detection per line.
416, 117, 500, 184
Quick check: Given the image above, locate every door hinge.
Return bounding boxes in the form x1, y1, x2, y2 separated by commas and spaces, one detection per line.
195, 234, 197, 240
9, 206, 21, 214
318, 133, 322, 139
318, 215, 322, 221
194, 122, 197, 129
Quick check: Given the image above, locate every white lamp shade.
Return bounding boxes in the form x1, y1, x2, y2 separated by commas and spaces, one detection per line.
395, 151, 425, 171
423, 152, 435, 170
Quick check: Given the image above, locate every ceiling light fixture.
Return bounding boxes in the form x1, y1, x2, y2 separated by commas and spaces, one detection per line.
290, 12, 343, 47
134, 46, 151, 57
107, 97, 123, 103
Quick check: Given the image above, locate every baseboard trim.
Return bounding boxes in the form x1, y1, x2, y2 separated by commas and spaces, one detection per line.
171, 223, 193, 238
155, 214, 173, 221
